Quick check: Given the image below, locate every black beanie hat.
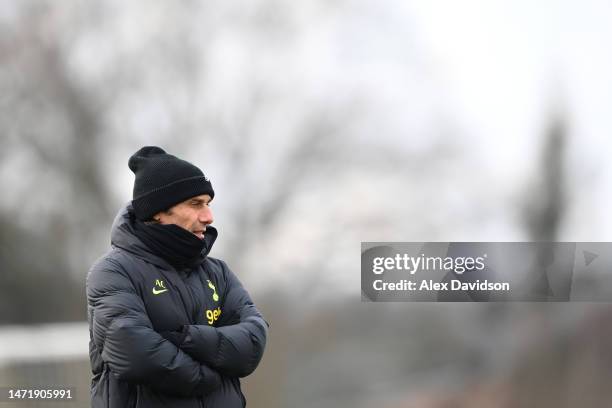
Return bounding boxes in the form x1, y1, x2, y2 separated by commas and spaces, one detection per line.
128, 146, 214, 221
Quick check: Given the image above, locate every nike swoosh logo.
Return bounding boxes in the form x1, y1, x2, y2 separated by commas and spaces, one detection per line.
152, 287, 168, 295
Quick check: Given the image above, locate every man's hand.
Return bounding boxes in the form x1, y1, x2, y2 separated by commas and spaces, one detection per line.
159, 326, 188, 347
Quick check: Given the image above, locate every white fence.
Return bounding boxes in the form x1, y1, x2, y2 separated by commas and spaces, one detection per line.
0, 322, 90, 407
0, 322, 89, 366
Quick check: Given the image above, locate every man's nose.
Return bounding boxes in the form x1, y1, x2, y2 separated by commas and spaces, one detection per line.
199, 206, 214, 225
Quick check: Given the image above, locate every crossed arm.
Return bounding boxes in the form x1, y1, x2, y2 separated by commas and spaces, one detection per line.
88, 259, 268, 396
163, 264, 269, 378
87, 262, 221, 397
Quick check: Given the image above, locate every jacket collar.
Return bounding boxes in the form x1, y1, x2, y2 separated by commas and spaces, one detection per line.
109, 203, 218, 271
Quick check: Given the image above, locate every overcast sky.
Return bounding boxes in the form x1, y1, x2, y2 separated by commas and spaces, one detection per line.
2, 0, 612, 299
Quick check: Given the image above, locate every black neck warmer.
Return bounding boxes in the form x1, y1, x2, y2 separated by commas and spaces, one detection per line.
131, 213, 217, 271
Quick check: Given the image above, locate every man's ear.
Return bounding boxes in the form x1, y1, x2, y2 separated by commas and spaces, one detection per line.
152, 208, 172, 223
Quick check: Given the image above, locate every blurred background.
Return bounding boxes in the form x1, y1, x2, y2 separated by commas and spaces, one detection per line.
1, 0, 612, 407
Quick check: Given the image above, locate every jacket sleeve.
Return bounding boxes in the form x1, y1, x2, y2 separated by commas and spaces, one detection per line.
179, 261, 268, 378
87, 257, 221, 396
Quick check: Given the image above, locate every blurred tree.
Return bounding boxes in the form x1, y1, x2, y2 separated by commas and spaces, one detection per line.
522, 106, 567, 300
525, 109, 566, 241
0, 3, 111, 322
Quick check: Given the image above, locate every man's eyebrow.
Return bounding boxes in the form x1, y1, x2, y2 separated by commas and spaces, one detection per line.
188, 198, 210, 204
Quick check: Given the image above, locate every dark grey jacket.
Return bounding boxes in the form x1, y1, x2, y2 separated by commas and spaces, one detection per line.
87, 205, 268, 407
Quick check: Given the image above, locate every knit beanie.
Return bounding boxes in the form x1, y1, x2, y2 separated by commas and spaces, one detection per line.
128, 146, 214, 221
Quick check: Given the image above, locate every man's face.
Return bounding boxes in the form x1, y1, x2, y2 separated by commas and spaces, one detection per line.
154, 194, 213, 239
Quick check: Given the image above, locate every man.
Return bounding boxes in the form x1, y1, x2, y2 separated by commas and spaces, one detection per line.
86, 146, 268, 407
